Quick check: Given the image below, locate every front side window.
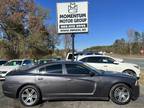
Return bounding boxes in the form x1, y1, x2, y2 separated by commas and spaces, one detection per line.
23, 60, 32, 65
66, 64, 90, 75
101, 57, 115, 63
39, 64, 62, 74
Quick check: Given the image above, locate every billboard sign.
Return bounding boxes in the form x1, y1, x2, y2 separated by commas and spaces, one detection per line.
57, 2, 88, 34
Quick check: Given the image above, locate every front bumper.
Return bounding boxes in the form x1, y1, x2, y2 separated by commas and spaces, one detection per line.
131, 85, 140, 101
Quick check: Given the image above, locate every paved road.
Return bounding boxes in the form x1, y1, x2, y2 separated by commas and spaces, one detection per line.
0, 81, 144, 108
124, 58, 144, 70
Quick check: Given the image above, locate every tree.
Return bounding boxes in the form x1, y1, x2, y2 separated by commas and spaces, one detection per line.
0, 0, 59, 59
127, 29, 135, 55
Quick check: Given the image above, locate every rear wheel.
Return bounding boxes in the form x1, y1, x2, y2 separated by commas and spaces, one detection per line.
19, 85, 41, 106
110, 83, 131, 105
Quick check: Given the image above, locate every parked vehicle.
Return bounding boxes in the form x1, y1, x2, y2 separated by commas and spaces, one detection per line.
38, 59, 54, 64
2, 61, 139, 106
66, 51, 103, 61
0, 59, 33, 80
38, 58, 61, 65
77, 55, 140, 78
0, 59, 7, 65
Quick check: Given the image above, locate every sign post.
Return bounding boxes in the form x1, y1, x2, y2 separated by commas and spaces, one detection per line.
57, 1, 88, 61
71, 33, 75, 61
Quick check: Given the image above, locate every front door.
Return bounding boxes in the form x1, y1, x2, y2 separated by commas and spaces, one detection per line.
64, 63, 96, 95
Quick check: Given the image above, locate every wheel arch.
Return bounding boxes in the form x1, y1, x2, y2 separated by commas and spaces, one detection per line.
108, 82, 132, 98
122, 69, 136, 74
16, 83, 42, 98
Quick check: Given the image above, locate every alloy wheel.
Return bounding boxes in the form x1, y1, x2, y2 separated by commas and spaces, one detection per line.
21, 88, 38, 106
113, 86, 130, 103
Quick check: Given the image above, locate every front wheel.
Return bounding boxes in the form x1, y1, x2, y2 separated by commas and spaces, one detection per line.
110, 83, 131, 105
19, 85, 41, 106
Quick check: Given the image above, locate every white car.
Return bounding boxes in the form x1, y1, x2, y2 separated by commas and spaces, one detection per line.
76, 55, 140, 78
66, 52, 103, 61
0, 59, 33, 80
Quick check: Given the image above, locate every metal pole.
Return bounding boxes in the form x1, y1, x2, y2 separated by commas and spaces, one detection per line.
71, 34, 75, 61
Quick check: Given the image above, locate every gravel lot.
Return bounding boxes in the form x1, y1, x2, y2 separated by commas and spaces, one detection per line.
0, 81, 144, 108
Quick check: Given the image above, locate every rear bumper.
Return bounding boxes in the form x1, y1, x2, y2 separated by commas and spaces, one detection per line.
131, 85, 140, 101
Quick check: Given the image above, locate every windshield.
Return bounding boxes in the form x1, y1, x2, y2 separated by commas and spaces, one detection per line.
5, 61, 22, 66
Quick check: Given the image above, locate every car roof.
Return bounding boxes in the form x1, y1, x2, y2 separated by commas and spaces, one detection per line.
37, 61, 82, 66
77, 55, 113, 61
22, 61, 83, 71
40, 60, 82, 64
77, 54, 109, 58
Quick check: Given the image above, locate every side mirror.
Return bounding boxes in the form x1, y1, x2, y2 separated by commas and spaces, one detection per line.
89, 72, 95, 77
113, 61, 119, 64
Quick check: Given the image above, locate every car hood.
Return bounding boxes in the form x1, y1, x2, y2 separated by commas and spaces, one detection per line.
0, 65, 21, 72
100, 71, 136, 79
119, 62, 139, 68
114, 58, 124, 62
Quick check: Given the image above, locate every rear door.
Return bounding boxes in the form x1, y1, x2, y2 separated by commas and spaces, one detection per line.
64, 63, 96, 95
36, 63, 67, 97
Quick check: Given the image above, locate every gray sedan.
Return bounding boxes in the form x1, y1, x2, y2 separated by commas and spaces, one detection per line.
2, 61, 139, 106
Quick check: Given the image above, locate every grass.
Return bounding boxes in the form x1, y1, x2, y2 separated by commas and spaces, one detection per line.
139, 70, 144, 85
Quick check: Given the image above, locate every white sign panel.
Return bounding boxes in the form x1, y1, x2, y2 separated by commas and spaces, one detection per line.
57, 2, 88, 34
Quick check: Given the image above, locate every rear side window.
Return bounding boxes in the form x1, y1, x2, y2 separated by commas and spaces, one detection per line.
87, 57, 102, 63
80, 57, 102, 63
66, 64, 90, 75
39, 64, 62, 74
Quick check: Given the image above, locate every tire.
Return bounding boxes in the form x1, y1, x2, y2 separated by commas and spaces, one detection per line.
110, 83, 131, 105
123, 70, 136, 77
19, 85, 41, 106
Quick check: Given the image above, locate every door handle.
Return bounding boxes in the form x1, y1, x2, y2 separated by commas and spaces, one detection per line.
38, 77, 43, 80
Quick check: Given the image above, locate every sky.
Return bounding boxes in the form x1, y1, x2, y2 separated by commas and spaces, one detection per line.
35, 0, 144, 50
